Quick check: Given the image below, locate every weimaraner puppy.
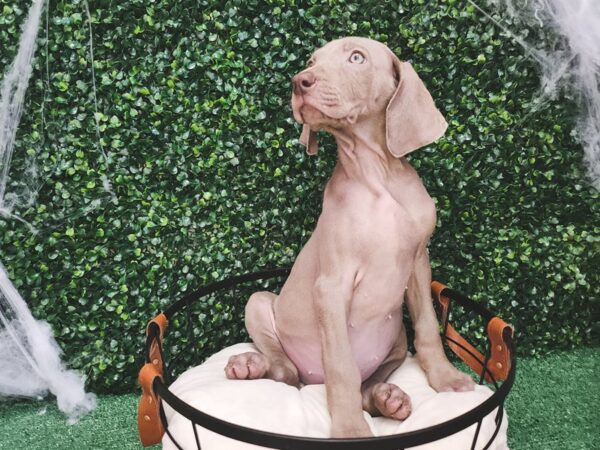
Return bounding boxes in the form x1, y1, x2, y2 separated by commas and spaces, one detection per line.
225, 36, 475, 438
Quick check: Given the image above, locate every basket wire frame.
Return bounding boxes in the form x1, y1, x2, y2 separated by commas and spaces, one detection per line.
143, 268, 515, 450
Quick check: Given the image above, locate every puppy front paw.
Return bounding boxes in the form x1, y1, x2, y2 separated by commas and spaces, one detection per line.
427, 363, 475, 392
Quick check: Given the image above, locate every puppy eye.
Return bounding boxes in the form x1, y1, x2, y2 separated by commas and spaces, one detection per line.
306, 59, 315, 68
349, 51, 366, 64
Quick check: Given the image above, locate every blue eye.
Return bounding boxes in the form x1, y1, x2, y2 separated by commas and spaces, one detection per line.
349, 51, 366, 64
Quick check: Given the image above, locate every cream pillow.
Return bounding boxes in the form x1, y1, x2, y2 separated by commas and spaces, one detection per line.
163, 343, 508, 450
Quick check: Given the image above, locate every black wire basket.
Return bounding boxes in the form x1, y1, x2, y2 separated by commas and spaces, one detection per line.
137, 267, 515, 450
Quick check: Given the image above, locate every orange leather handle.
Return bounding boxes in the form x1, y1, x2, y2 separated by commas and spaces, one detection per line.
146, 313, 168, 373
137, 363, 165, 446
146, 312, 168, 340
138, 313, 169, 446
485, 316, 514, 381
431, 281, 513, 382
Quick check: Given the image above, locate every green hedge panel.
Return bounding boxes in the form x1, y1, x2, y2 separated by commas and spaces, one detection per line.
0, 0, 598, 392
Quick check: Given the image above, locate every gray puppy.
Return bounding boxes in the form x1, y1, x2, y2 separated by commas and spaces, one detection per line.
225, 37, 475, 438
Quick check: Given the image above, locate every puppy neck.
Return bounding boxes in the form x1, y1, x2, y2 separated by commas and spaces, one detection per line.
327, 116, 401, 191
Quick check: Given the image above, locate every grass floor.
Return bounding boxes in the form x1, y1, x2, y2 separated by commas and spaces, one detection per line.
0, 347, 598, 450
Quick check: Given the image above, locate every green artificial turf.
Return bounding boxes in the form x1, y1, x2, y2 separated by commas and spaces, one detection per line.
504, 346, 599, 449
0, 347, 597, 449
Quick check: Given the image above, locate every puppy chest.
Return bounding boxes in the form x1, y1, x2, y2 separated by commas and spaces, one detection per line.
355, 210, 422, 261
369, 191, 431, 235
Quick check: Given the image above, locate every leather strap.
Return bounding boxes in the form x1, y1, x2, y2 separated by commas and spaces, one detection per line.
485, 316, 513, 381
137, 363, 164, 446
146, 312, 168, 339
138, 313, 168, 446
431, 281, 513, 382
146, 313, 168, 374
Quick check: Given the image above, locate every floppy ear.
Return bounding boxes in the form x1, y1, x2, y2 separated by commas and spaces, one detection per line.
385, 56, 448, 158
300, 124, 319, 155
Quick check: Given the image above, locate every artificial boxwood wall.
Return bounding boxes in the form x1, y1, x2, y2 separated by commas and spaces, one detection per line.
0, 0, 597, 393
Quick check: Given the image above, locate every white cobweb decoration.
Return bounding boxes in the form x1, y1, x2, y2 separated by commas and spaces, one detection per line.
0, 262, 96, 422
0, 0, 96, 423
470, 0, 600, 190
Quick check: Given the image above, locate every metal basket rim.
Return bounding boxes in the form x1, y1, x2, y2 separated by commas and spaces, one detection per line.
148, 267, 516, 450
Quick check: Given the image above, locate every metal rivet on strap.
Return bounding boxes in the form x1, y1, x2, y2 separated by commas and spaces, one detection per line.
496, 362, 503, 369
496, 345, 503, 352
152, 359, 159, 365
144, 415, 151, 422
147, 396, 153, 404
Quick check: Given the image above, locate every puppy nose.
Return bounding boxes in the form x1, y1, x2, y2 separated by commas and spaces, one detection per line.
293, 71, 316, 94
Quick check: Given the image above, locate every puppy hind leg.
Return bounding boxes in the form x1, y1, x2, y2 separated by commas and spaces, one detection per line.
224, 291, 300, 387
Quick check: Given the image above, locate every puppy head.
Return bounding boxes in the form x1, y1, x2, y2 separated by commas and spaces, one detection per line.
291, 37, 447, 156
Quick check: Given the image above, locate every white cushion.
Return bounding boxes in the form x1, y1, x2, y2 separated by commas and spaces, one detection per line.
163, 343, 508, 450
